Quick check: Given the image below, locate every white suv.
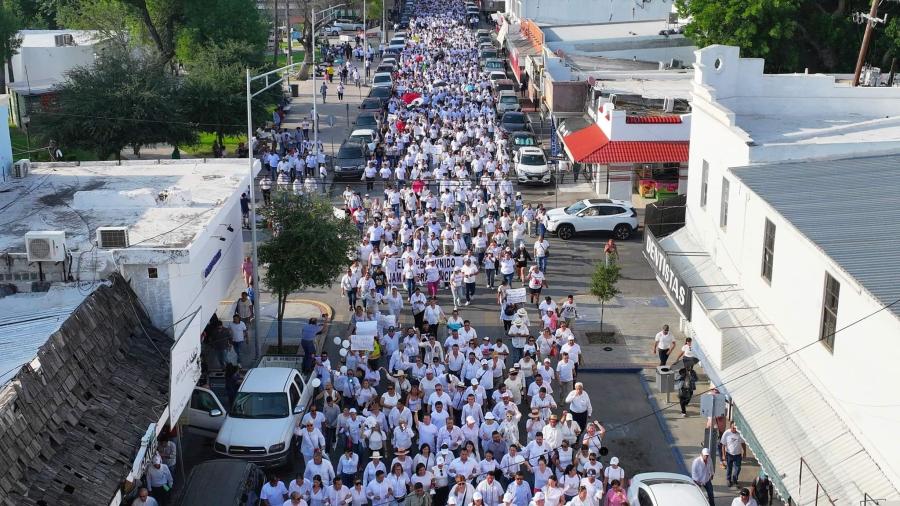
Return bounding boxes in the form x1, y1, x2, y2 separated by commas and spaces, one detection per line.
514, 147, 551, 184
627, 473, 710, 506
545, 198, 639, 240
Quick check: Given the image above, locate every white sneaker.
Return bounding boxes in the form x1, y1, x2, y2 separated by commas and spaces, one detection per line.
465, 301, 470, 306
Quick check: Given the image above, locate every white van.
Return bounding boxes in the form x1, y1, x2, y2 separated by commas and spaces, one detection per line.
181, 356, 320, 468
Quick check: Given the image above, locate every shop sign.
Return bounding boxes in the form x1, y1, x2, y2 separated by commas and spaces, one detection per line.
643, 229, 692, 319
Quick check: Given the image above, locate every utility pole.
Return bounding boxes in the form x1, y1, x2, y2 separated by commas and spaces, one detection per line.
853, 0, 882, 87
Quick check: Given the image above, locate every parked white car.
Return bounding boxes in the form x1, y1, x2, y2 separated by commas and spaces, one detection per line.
349, 128, 378, 152
626, 473, 710, 506
181, 357, 320, 468
545, 198, 639, 240
514, 146, 552, 185
372, 72, 393, 88
332, 19, 364, 32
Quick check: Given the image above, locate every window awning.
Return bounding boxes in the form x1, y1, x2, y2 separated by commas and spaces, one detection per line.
561, 123, 689, 164
497, 23, 509, 45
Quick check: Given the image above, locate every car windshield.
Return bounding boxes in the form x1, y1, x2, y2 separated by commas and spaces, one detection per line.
521, 154, 545, 165
500, 96, 518, 104
374, 75, 391, 82
230, 392, 289, 419
564, 201, 588, 215
504, 115, 526, 125
338, 146, 364, 158
357, 115, 377, 126
514, 136, 535, 146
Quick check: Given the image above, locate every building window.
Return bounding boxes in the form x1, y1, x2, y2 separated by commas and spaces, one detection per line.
761, 219, 775, 283
148, 267, 158, 279
820, 273, 840, 351
700, 160, 709, 208
719, 177, 730, 229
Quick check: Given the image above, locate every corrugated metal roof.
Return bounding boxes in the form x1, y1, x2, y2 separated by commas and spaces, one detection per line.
730, 156, 900, 319
658, 229, 900, 504
0, 287, 94, 385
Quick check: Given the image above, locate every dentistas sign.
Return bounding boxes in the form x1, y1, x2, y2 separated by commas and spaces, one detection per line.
642, 229, 693, 320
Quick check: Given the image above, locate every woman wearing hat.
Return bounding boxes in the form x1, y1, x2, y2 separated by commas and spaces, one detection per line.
507, 309, 530, 364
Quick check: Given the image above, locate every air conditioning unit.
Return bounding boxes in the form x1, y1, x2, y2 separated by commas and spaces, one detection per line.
54, 34, 75, 46
13, 159, 30, 178
96, 227, 130, 249
25, 231, 67, 262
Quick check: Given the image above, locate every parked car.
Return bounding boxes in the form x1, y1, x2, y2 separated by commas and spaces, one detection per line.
489, 70, 509, 87
509, 131, 539, 152
359, 97, 385, 115
368, 86, 393, 101
626, 473, 710, 506
482, 58, 505, 71
348, 128, 379, 152
356, 111, 381, 130
320, 25, 341, 36
173, 460, 266, 506
514, 146, 552, 185
182, 356, 321, 468
382, 56, 398, 68
332, 19, 364, 31
495, 90, 521, 115
333, 142, 369, 180
493, 78, 517, 97
372, 72, 393, 88
376, 63, 395, 74
480, 48, 499, 60
545, 198, 640, 241
498, 111, 530, 137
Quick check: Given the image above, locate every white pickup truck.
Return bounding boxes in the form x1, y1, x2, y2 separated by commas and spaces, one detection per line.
181, 356, 320, 468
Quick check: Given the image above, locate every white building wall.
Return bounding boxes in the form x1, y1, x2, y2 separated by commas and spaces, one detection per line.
0, 103, 11, 180
508, 0, 674, 24
123, 263, 174, 330
10, 46, 96, 86
685, 44, 900, 488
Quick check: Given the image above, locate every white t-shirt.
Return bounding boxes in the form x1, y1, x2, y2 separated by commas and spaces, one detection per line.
681, 344, 695, 358
655, 331, 675, 350
261, 481, 288, 502
229, 321, 247, 343
528, 271, 545, 290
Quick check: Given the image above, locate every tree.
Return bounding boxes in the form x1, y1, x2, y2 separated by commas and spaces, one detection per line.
31, 48, 195, 160
675, 0, 900, 73
0, 0, 23, 92
115, 0, 184, 64
175, 0, 268, 64
259, 193, 358, 349
181, 41, 279, 146
589, 262, 620, 334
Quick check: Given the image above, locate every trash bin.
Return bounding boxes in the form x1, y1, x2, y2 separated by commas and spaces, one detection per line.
290, 84, 299, 97
656, 365, 675, 393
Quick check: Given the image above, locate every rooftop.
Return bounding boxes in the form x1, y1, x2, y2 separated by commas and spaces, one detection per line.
542, 20, 681, 43
729, 155, 900, 319
0, 159, 251, 255
591, 73, 694, 101
0, 284, 95, 385
17, 29, 103, 47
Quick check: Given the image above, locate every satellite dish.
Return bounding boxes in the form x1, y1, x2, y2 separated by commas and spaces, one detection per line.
333, 336, 342, 345
311, 378, 322, 388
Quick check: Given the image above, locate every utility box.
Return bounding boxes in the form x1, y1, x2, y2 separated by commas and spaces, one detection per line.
656, 366, 675, 393
290, 84, 299, 97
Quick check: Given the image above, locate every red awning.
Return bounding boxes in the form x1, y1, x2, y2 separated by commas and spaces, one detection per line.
562, 124, 689, 164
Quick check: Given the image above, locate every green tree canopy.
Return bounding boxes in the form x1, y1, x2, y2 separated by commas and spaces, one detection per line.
676, 0, 900, 73
31, 48, 195, 160
176, 0, 267, 64
0, 1, 23, 91
259, 193, 358, 347
181, 41, 280, 145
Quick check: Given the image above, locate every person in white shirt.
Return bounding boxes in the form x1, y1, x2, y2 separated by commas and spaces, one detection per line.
559, 295, 578, 329
362, 452, 386, 486
326, 478, 352, 506
732, 488, 759, 506
559, 336, 582, 375
556, 353, 576, 400
365, 470, 391, 504
337, 447, 360, 486
653, 324, 676, 366
449, 448, 480, 482
691, 449, 716, 505
476, 473, 506, 506
565, 383, 592, 436
145, 455, 173, 504
296, 421, 326, 462
304, 451, 336, 485
260, 474, 289, 506
348, 480, 367, 506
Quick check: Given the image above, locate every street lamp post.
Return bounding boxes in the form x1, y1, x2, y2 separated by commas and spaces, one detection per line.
243, 4, 343, 358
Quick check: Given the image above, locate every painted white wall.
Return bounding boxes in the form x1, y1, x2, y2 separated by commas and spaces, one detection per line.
596, 103, 691, 141
10, 46, 96, 86
511, 0, 674, 25
685, 44, 900, 488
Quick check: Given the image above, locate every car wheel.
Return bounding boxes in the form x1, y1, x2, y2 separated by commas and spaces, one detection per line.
613, 224, 633, 240
557, 224, 575, 240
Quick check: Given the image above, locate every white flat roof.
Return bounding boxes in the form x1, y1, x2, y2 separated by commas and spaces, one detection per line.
735, 114, 900, 146
0, 159, 250, 254
543, 20, 677, 42
592, 74, 694, 100
18, 30, 102, 47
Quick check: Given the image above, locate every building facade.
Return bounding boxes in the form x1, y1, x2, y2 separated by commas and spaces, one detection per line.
647, 45, 900, 503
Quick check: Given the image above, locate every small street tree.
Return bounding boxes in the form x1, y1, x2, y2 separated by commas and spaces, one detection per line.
590, 262, 621, 334
259, 192, 357, 350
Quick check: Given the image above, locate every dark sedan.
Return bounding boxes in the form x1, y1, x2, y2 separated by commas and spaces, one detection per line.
333, 142, 368, 180
355, 111, 381, 130
499, 112, 531, 137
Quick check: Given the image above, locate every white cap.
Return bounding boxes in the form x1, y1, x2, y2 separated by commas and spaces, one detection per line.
466, 415, 475, 424
534, 492, 545, 500
471, 378, 479, 385
610, 457, 620, 465
701, 448, 710, 456
485, 412, 495, 420
473, 492, 483, 500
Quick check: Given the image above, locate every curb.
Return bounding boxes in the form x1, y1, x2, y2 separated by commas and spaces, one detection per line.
639, 372, 690, 475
